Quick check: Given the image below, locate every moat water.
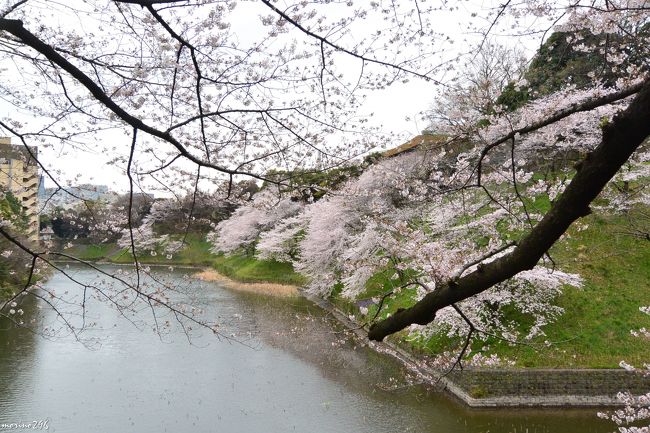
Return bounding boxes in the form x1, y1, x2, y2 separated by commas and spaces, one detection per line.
0, 265, 611, 432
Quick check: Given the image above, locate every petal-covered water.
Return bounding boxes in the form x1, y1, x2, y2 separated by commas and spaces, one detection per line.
0, 266, 611, 432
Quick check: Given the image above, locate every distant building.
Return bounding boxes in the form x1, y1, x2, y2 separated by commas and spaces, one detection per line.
38, 174, 46, 201
0, 137, 40, 242
42, 184, 115, 211
40, 225, 55, 242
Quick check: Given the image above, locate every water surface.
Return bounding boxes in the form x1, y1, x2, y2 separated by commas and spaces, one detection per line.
0, 266, 612, 432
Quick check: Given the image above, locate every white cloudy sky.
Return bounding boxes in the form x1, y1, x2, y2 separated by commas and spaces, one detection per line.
0, 0, 546, 194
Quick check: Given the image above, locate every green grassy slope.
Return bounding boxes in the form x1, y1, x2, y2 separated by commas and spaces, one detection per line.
497, 212, 650, 368
55, 208, 649, 368
210, 254, 307, 286
59, 234, 306, 286
332, 209, 650, 368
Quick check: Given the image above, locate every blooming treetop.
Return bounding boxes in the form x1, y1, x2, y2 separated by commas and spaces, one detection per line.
0, 1, 648, 363
209, 188, 303, 254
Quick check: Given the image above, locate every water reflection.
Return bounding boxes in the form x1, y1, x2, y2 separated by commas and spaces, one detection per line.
0, 265, 612, 433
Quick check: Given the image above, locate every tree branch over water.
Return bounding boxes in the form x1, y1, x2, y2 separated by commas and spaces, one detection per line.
369, 79, 650, 341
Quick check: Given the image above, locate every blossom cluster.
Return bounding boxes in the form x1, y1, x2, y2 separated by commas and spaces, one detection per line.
207, 136, 594, 345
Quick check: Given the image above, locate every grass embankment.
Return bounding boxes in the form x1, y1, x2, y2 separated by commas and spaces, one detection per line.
210, 254, 306, 286
61, 234, 306, 287
334, 209, 650, 369
60, 212, 648, 368
63, 234, 215, 266
504, 212, 650, 368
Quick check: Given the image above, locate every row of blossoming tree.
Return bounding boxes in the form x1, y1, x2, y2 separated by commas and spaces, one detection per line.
0, 0, 649, 430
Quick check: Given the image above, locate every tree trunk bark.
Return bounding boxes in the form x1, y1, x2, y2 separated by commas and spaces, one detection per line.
369, 79, 650, 341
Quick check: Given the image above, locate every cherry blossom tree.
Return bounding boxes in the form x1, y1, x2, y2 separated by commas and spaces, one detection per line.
208, 188, 303, 254
0, 0, 648, 361
427, 42, 527, 132
216, 139, 589, 347
598, 306, 650, 433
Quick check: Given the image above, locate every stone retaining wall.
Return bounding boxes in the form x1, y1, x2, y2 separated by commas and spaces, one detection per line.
448, 368, 649, 398
302, 291, 650, 407
445, 368, 650, 407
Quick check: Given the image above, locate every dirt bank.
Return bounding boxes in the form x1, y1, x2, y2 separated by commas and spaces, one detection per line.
193, 268, 299, 297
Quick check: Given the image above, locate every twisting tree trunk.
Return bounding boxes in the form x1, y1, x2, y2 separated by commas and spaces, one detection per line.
369, 79, 650, 341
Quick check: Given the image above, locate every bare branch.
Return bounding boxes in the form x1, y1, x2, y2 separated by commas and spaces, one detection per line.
0, 18, 283, 185
260, 0, 441, 83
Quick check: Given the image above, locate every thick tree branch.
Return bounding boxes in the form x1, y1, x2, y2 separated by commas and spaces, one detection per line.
0, 18, 278, 185
368, 78, 650, 341
474, 80, 646, 184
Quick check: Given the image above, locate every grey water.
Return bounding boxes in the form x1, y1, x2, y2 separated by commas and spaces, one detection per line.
0, 266, 611, 432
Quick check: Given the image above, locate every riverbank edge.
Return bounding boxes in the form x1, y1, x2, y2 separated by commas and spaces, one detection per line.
194, 268, 299, 297
52, 259, 203, 268
301, 291, 647, 408
48, 257, 645, 408
51, 259, 300, 297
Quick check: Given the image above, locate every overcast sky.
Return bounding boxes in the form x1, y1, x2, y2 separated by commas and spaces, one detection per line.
0, 0, 545, 195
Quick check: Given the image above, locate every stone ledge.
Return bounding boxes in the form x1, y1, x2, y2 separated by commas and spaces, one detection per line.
302, 291, 649, 408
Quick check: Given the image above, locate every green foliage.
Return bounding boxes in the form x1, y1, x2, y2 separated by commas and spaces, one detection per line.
211, 254, 307, 286
149, 196, 237, 236
0, 241, 32, 301
496, 29, 648, 112
0, 191, 28, 231
50, 205, 92, 239
495, 81, 530, 112
526, 32, 608, 95
0, 258, 13, 300
39, 213, 51, 230
362, 152, 384, 166
264, 165, 362, 201
0, 191, 32, 299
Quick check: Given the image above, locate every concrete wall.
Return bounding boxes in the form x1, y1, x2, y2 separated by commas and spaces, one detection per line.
448, 368, 650, 397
